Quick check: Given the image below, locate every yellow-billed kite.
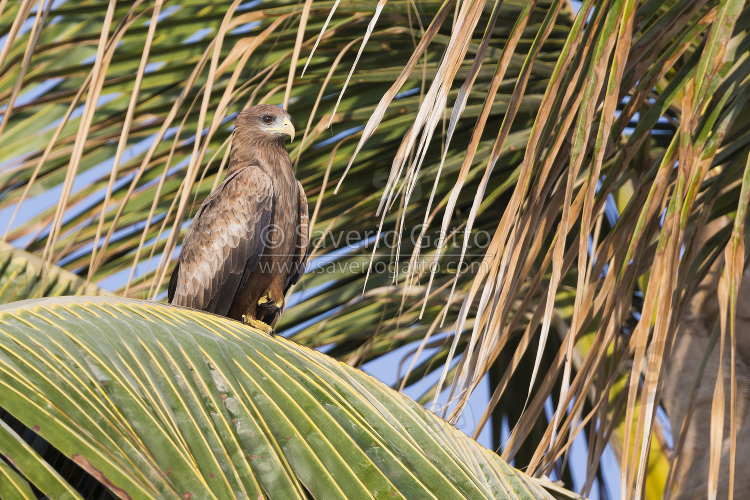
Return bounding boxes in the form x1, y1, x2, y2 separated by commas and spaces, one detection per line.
169, 105, 308, 334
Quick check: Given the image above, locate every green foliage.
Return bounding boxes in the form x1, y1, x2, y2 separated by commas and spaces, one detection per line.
0, 242, 109, 302
0, 296, 573, 499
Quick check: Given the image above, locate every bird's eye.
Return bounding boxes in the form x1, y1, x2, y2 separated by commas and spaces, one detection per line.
261, 115, 274, 124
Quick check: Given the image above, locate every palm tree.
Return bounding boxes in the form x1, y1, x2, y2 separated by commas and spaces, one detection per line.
1, 0, 748, 498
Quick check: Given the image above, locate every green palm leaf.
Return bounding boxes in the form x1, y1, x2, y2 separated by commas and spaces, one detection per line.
0, 296, 575, 499
0, 242, 110, 303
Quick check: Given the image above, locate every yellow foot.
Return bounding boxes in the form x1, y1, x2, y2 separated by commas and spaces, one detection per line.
241, 315, 275, 336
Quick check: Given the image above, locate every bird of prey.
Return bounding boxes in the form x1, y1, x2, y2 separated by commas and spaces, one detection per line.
168, 105, 308, 334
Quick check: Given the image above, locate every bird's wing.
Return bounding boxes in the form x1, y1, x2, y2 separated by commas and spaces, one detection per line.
167, 260, 180, 303
169, 166, 273, 316
284, 180, 309, 294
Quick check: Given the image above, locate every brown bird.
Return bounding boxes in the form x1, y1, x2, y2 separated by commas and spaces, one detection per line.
168, 105, 308, 334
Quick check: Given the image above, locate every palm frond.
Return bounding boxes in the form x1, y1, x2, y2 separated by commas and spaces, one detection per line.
0, 296, 576, 499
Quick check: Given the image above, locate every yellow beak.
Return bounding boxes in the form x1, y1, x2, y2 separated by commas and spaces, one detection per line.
283, 119, 295, 142
276, 119, 295, 142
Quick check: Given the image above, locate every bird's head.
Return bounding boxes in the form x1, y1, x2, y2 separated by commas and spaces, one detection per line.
235, 105, 295, 144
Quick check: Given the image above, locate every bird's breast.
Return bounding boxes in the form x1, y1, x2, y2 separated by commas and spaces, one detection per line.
267, 169, 298, 256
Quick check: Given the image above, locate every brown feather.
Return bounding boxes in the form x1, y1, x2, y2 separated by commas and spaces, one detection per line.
169, 166, 273, 316
169, 105, 307, 327
285, 181, 309, 294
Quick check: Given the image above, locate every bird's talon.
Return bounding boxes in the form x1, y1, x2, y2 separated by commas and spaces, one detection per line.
242, 317, 274, 336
